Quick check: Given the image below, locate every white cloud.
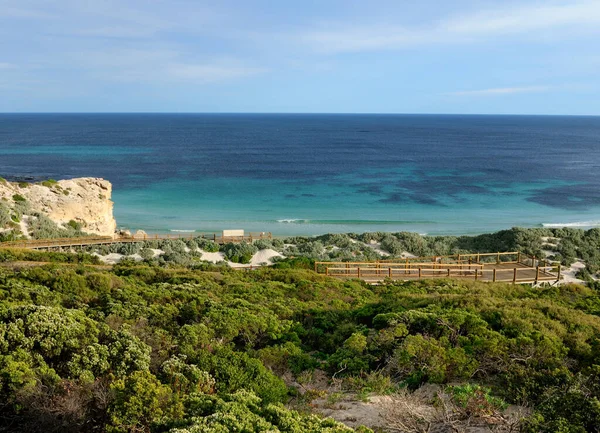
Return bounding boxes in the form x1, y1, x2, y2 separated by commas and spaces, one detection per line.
167, 63, 268, 83
65, 47, 266, 84
298, 1, 600, 53
446, 86, 550, 97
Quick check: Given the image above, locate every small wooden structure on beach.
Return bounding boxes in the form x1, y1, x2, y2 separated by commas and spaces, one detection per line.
315, 252, 560, 285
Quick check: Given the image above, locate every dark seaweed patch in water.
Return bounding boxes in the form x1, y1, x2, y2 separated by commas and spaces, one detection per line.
527, 184, 600, 210
379, 192, 445, 206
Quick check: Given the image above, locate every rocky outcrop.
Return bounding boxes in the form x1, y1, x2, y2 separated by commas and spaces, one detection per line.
0, 177, 116, 236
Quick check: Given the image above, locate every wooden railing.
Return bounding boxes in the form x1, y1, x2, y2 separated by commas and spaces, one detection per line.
0, 232, 272, 250
320, 264, 558, 283
315, 251, 561, 285
315, 261, 484, 274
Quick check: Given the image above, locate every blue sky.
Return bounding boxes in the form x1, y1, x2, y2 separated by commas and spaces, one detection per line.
1, 0, 599, 114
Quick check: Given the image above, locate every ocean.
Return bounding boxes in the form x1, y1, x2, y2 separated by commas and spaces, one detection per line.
1, 113, 599, 236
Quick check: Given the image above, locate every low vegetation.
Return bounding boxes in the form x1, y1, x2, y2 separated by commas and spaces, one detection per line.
0, 249, 598, 431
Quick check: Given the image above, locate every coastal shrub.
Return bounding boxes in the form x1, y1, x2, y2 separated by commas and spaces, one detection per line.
316, 233, 354, 249
393, 232, 431, 257
0, 202, 11, 227
67, 219, 82, 231
116, 242, 142, 256
185, 239, 198, 251
18, 182, 29, 188
220, 242, 257, 264
107, 370, 180, 433
253, 238, 273, 250
271, 238, 284, 249
0, 229, 23, 242
196, 238, 219, 252
167, 239, 188, 254
297, 240, 325, 258
448, 384, 508, 417
140, 248, 155, 261
380, 234, 404, 255
353, 231, 387, 243
271, 256, 314, 270
12, 194, 26, 202
12, 199, 31, 220
168, 390, 362, 433
41, 179, 58, 188
2, 247, 600, 431
0, 248, 101, 264
26, 212, 88, 239
161, 251, 194, 266
195, 348, 288, 404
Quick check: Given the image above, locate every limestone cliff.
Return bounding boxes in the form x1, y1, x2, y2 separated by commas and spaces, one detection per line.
0, 177, 117, 236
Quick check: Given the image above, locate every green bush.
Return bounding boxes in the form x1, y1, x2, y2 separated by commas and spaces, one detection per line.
41, 179, 58, 188
220, 242, 258, 264
0, 202, 11, 228
253, 238, 273, 250
0, 246, 599, 431
107, 370, 181, 433
12, 194, 26, 202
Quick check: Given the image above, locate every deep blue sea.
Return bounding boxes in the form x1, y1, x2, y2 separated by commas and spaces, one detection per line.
1, 113, 600, 236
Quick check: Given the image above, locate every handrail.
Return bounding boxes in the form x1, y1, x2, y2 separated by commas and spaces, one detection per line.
315, 252, 560, 284
0, 232, 273, 249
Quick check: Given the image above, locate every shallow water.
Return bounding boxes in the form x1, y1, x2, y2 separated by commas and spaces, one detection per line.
1, 113, 599, 235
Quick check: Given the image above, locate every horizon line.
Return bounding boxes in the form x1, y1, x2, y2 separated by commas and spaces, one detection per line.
1, 112, 599, 117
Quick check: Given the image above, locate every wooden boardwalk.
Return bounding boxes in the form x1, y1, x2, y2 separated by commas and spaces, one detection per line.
315, 252, 560, 285
0, 232, 272, 250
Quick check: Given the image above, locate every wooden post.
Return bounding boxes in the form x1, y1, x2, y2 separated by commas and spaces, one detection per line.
557, 264, 561, 281
475, 269, 478, 280
447, 268, 451, 277
532, 255, 536, 268
357, 267, 361, 278
513, 268, 517, 284
535, 266, 540, 284
493, 269, 497, 282
477, 253, 480, 263
497, 252, 500, 264
517, 252, 521, 263
418, 267, 422, 279
389, 267, 392, 278
326, 267, 329, 276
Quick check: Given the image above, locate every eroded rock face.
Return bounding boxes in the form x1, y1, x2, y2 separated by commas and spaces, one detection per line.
0, 177, 117, 236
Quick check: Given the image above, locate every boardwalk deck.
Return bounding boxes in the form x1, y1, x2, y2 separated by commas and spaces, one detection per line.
0, 232, 272, 250
315, 252, 560, 285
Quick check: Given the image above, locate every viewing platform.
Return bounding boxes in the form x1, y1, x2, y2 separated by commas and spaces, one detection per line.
315, 252, 561, 285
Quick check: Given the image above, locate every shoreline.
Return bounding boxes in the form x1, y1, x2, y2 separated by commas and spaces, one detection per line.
116, 220, 600, 239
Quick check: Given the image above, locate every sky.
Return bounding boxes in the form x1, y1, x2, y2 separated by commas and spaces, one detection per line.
1, 0, 600, 114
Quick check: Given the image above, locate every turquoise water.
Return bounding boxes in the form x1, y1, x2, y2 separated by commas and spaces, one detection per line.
112, 173, 590, 235
1, 113, 600, 235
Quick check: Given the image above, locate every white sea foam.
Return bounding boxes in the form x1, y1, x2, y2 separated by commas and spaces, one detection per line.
170, 229, 196, 233
276, 219, 308, 224
542, 221, 600, 228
